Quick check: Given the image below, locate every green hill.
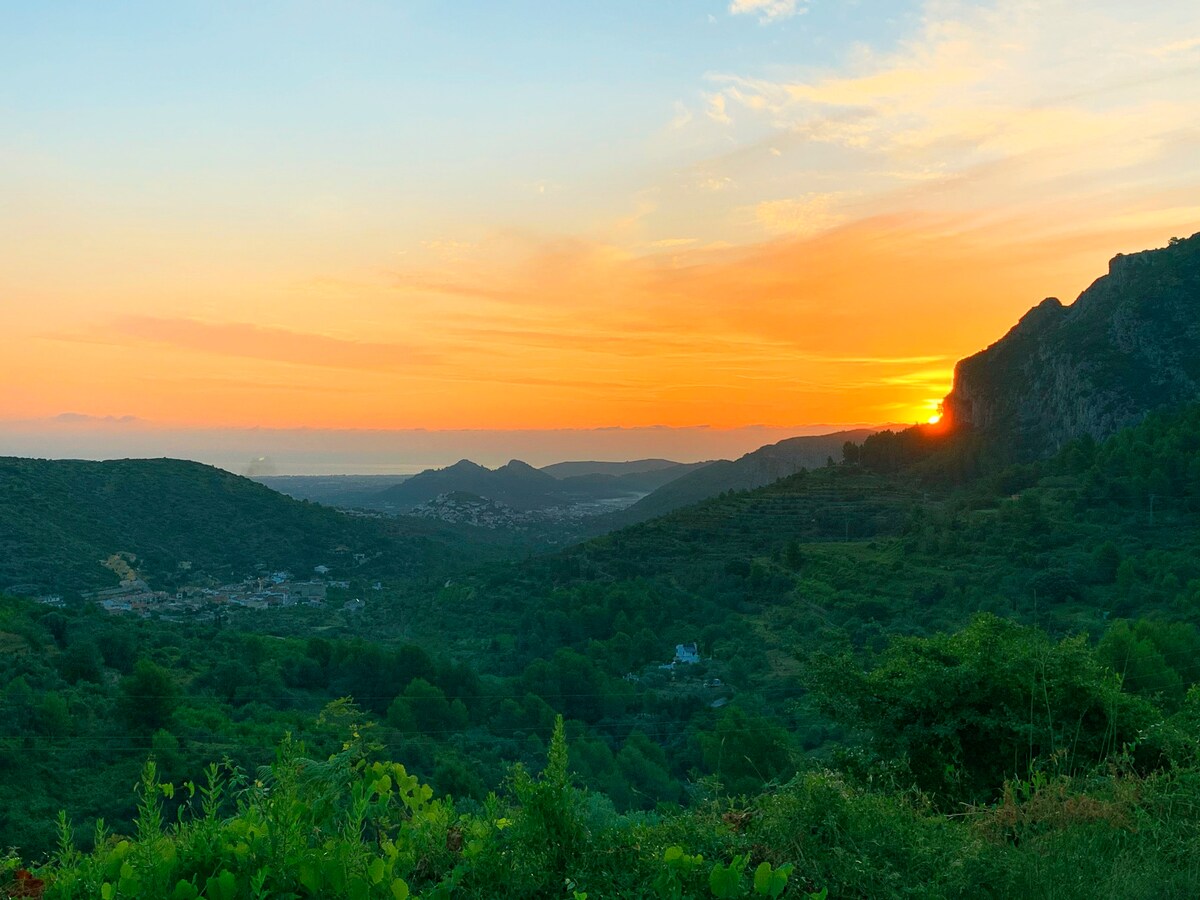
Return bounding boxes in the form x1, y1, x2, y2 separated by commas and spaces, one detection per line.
5, 404, 1200, 896
0, 457, 486, 594
614, 427, 882, 523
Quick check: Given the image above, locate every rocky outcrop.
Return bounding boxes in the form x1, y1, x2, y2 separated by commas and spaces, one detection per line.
942, 234, 1200, 458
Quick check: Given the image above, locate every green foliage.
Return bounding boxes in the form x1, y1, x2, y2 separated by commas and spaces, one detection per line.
387, 678, 467, 735
753, 861, 794, 898
5, 398, 1200, 893
708, 853, 748, 897
1098, 619, 1200, 708
0, 456, 496, 592
806, 614, 1160, 802
485, 715, 589, 895
698, 707, 795, 797
653, 846, 706, 899
11, 679, 1200, 899
118, 659, 180, 733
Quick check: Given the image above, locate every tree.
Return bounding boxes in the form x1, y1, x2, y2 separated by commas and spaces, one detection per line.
0, 676, 35, 736
616, 731, 680, 807
151, 728, 182, 777
35, 692, 70, 740
58, 640, 103, 684
118, 659, 180, 733
98, 626, 137, 673
783, 539, 805, 572
805, 614, 1161, 803
206, 658, 254, 705
1099, 619, 1200, 709
698, 706, 794, 796
41, 612, 69, 648
387, 678, 467, 735
1094, 541, 1122, 584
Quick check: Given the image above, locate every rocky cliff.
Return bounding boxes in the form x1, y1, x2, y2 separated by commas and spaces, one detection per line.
942, 233, 1200, 457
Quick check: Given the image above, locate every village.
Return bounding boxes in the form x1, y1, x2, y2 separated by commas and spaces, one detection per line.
82, 566, 372, 620
406, 491, 640, 530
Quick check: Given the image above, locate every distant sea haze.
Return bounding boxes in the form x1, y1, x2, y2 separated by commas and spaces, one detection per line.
0, 420, 898, 475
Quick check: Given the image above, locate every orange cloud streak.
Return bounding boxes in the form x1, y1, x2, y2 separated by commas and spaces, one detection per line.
13, 209, 1193, 432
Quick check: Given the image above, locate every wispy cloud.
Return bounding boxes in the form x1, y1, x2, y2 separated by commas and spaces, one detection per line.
1152, 36, 1200, 58
669, 100, 694, 129
697, 174, 734, 192
7, 0, 1199, 433
56, 317, 439, 372
420, 239, 477, 259
729, 0, 809, 24
705, 92, 732, 124
53, 412, 145, 425
702, 0, 1200, 206
753, 192, 851, 236
880, 368, 955, 387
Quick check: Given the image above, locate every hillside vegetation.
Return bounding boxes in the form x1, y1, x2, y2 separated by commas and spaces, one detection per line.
0, 457, 493, 594
4, 404, 1200, 897
614, 428, 880, 524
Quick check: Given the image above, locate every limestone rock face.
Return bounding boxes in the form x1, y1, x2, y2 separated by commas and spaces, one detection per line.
942, 234, 1200, 458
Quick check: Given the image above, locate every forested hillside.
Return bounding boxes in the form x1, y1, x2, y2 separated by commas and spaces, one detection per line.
615, 428, 880, 523
5, 404, 1200, 897
0, 458, 498, 594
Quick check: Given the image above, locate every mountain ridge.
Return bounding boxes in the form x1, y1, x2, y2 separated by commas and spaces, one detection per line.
943, 232, 1200, 457
540, 458, 695, 479
615, 427, 885, 523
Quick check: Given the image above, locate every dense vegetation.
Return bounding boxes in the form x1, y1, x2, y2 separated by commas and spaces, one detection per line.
3, 404, 1200, 896
0, 458, 504, 593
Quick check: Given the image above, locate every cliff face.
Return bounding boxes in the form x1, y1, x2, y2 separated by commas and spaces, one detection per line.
942, 234, 1200, 457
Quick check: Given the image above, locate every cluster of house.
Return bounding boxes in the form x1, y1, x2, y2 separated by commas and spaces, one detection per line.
408, 492, 636, 530
86, 567, 363, 619
90, 581, 173, 615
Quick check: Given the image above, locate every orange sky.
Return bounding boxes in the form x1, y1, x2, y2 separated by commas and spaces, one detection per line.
3, 1, 1199, 435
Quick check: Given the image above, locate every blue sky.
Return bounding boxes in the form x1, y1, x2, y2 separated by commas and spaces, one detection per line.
1, 1, 915, 238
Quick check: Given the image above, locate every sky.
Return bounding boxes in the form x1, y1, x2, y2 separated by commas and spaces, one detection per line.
2, 0, 1199, 470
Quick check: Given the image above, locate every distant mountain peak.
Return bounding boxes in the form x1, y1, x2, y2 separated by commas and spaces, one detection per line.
500, 459, 539, 471
370, 456, 560, 511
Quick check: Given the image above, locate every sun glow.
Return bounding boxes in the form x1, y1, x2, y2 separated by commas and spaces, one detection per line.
921, 398, 946, 426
